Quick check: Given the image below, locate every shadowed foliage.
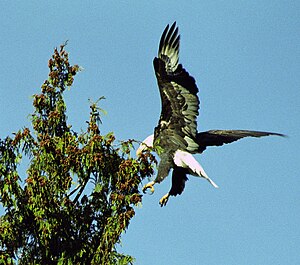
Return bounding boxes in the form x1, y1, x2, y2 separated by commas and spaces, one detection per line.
0, 44, 156, 264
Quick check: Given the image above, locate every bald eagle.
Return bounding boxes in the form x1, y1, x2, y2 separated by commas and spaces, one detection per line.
137, 22, 284, 206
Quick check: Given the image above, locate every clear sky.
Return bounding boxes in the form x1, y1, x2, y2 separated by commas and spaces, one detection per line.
1, 1, 299, 264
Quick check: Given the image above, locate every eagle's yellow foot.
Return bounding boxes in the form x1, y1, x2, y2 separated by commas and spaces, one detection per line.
142, 181, 155, 194
159, 193, 170, 207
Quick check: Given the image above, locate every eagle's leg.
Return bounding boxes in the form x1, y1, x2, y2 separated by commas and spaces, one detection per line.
159, 193, 170, 207
142, 181, 155, 194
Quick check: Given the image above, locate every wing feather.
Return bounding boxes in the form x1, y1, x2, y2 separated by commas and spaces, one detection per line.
196, 130, 285, 153
153, 22, 200, 153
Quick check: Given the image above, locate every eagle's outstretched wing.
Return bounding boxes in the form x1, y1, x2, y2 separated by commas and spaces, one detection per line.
196, 130, 285, 153
153, 22, 200, 154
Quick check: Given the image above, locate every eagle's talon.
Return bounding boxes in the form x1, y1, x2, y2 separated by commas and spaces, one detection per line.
142, 181, 155, 194
159, 193, 170, 207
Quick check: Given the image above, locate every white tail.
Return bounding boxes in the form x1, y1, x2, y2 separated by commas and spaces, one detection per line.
174, 150, 219, 188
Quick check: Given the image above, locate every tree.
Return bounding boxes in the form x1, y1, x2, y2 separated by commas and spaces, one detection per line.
0, 44, 156, 264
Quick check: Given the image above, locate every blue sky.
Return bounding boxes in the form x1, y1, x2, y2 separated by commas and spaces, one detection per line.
0, 1, 299, 264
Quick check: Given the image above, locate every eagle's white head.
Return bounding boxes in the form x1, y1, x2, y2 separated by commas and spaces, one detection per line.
136, 134, 154, 156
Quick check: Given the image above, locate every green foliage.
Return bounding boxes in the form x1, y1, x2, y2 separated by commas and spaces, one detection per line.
0, 44, 156, 264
